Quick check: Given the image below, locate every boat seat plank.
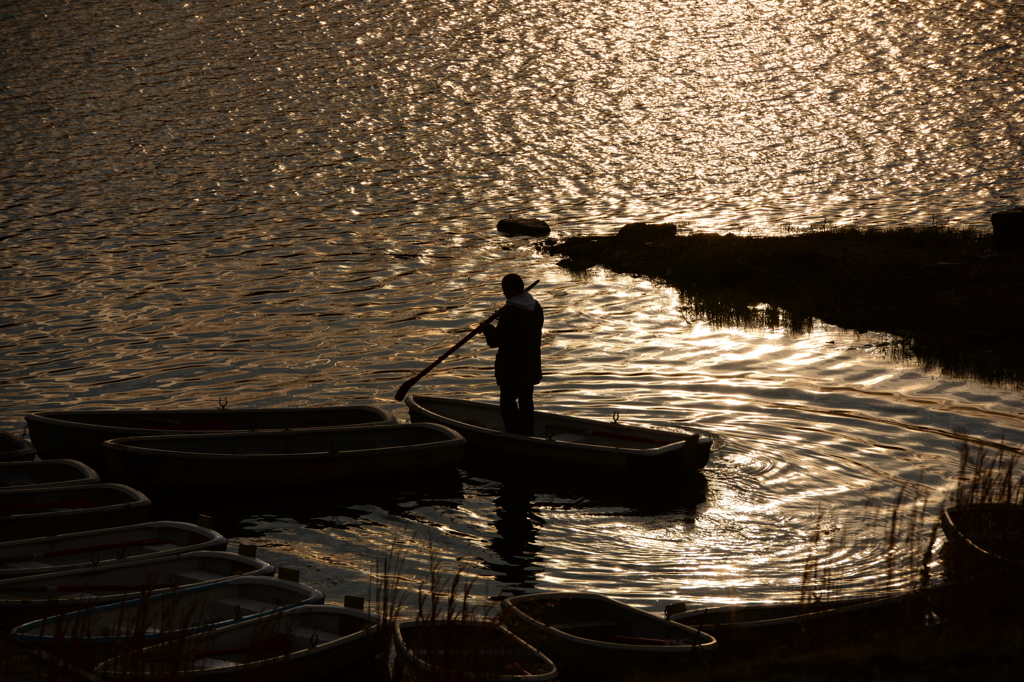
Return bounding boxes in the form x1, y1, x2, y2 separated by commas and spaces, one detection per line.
549, 619, 629, 632
1, 476, 37, 486
213, 596, 281, 617
550, 433, 588, 444
174, 570, 226, 584
194, 657, 239, 670
291, 624, 340, 642
5, 561, 50, 570
138, 542, 181, 553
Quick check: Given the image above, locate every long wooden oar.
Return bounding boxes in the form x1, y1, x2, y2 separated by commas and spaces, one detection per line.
394, 280, 539, 402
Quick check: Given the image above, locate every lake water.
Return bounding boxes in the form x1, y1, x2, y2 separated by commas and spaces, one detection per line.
2, 0, 1024, 617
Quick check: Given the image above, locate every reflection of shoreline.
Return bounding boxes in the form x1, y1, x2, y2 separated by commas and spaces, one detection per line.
543, 226, 1024, 391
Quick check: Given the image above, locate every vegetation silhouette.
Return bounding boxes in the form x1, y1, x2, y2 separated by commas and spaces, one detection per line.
544, 222, 1024, 391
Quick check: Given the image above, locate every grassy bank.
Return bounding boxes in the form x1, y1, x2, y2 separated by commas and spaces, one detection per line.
542, 224, 1024, 389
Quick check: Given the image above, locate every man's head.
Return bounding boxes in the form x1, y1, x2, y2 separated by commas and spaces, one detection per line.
501, 273, 525, 298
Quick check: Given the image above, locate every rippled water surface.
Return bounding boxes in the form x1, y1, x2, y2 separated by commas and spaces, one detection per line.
3, 0, 1024, 616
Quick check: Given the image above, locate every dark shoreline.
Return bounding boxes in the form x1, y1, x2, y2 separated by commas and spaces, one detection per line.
541, 224, 1024, 391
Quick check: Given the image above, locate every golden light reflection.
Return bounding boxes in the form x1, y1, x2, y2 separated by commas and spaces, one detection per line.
3, 0, 1015, 613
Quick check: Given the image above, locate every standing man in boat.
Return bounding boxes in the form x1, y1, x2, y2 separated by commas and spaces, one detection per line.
481, 274, 544, 437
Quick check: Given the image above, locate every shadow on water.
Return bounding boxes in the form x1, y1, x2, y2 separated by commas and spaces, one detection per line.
481, 461, 710, 588
147, 467, 468, 538
480, 470, 708, 596
486, 481, 545, 593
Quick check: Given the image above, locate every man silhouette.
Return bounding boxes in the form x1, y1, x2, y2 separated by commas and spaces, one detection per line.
481, 274, 543, 436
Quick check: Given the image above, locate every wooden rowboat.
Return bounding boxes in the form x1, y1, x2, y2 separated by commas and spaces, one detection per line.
405, 395, 712, 479
96, 604, 382, 680
0, 521, 227, 579
0, 459, 100, 491
25, 404, 395, 473
0, 483, 150, 542
393, 620, 558, 682
940, 503, 1024, 570
664, 590, 932, 659
0, 431, 36, 462
12, 575, 324, 667
103, 423, 465, 490
500, 592, 716, 680
0, 549, 274, 630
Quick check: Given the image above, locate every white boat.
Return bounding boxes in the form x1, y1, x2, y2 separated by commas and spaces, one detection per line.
11, 575, 324, 666
0, 431, 36, 462
0, 459, 100, 491
0, 483, 150, 542
25, 404, 395, 473
393, 620, 558, 682
500, 592, 716, 680
0, 549, 274, 630
96, 604, 383, 680
405, 395, 712, 478
103, 423, 465, 490
0, 520, 227, 579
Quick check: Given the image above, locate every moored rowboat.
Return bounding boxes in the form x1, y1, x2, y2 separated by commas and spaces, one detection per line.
96, 604, 383, 680
393, 620, 558, 682
0, 521, 227, 579
664, 590, 932, 659
405, 395, 712, 479
500, 592, 716, 680
103, 423, 465, 489
0, 459, 100, 491
0, 483, 150, 542
0, 432, 36, 462
12, 575, 324, 667
25, 404, 395, 473
940, 503, 1024, 570
0, 549, 274, 630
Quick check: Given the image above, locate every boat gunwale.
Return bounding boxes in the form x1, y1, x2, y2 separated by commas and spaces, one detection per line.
502, 592, 716, 654
0, 520, 226, 578
95, 603, 383, 678
0, 549, 274, 596
24, 404, 396, 436
12, 575, 325, 645
103, 423, 466, 463
393, 619, 558, 682
0, 459, 101, 491
0, 482, 150, 512
664, 590, 924, 630
941, 503, 1024, 567
406, 395, 709, 459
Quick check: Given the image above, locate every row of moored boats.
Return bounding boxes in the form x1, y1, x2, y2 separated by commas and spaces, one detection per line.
0, 395, 715, 679
2, 396, 1021, 679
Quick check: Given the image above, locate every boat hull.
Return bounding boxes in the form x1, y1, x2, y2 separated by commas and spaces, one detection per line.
25, 404, 395, 473
501, 592, 716, 680
405, 395, 712, 479
0, 432, 36, 462
0, 460, 101, 492
103, 423, 465, 489
11, 575, 324, 668
0, 483, 150, 542
941, 503, 1024, 572
96, 604, 383, 680
666, 591, 932, 660
0, 549, 274, 630
0, 521, 226, 579
393, 620, 558, 682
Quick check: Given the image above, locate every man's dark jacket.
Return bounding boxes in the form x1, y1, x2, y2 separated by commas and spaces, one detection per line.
482, 295, 543, 386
